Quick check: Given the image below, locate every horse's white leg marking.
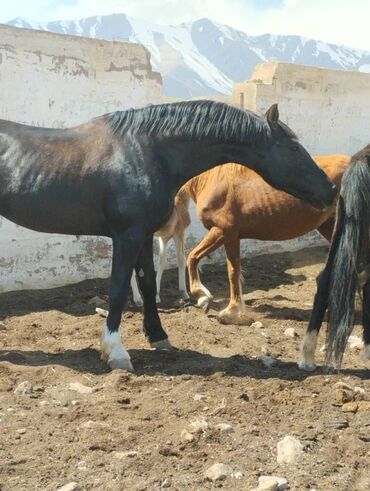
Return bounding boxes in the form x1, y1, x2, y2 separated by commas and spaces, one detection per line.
298, 331, 318, 371
100, 324, 133, 371
156, 236, 168, 303
363, 344, 370, 361
174, 232, 189, 300
130, 273, 143, 307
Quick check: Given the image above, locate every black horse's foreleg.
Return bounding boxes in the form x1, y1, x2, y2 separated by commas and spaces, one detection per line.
362, 278, 370, 361
299, 269, 330, 371
135, 235, 173, 349
101, 227, 145, 370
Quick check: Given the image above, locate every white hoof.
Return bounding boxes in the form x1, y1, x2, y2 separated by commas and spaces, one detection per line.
100, 324, 133, 371
150, 339, 174, 350
197, 295, 212, 312
133, 297, 143, 307
108, 356, 134, 371
298, 358, 317, 371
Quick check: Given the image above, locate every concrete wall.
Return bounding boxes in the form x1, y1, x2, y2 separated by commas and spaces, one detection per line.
3, 53, 370, 292
232, 61, 370, 156
0, 24, 162, 292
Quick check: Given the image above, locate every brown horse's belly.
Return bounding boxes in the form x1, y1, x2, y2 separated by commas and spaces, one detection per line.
238, 205, 328, 241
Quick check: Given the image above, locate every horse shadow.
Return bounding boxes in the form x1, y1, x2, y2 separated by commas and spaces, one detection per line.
1, 346, 369, 381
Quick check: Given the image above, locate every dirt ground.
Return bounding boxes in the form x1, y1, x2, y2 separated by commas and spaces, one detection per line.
0, 246, 369, 491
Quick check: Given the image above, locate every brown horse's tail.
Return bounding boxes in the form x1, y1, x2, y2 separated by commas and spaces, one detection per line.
326, 146, 370, 367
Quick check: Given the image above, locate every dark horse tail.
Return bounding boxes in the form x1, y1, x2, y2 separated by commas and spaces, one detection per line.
326, 145, 370, 367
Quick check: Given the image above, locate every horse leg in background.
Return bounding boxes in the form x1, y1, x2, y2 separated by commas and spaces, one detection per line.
156, 236, 169, 304
174, 230, 190, 302
362, 278, 370, 361
135, 235, 172, 349
218, 239, 251, 325
101, 227, 145, 371
130, 272, 143, 307
187, 227, 225, 312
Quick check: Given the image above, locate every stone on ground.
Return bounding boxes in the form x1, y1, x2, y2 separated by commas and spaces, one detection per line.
205, 463, 233, 482
276, 435, 303, 464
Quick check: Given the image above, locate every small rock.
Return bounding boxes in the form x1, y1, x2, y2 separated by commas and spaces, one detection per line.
193, 393, 207, 401
334, 381, 353, 391
0, 321, 6, 331
57, 483, 80, 491
88, 296, 106, 307
259, 475, 289, 491
260, 354, 277, 368
284, 327, 297, 338
255, 477, 279, 491
68, 382, 94, 395
354, 387, 366, 400
161, 478, 172, 489
342, 402, 358, 413
180, 430, 194, 443
114, 451, 138, 459
358, 401, 370, 412
334, 387, 354, 404
189, 418, 209, 434
276, 435, 303, 464
320, 344, 327, 353
325, 420, 349, 429
215, 423, 235, 434
14, 381, 33, 395
16, 428, 26, 434
251, 321, 264, 329
205, 463, 233, 482
348, 335, 364, 350
81, 420, 109, 429
232, 471, 243, 479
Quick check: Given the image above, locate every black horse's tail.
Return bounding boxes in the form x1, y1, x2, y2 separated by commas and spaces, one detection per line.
326, 145, 370, 367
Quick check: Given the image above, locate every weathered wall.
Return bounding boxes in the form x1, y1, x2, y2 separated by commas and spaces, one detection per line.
0, 24, 162, 292
232, 61, 370, 156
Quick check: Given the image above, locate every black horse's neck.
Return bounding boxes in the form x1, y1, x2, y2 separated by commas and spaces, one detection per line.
154, 138, 268, 191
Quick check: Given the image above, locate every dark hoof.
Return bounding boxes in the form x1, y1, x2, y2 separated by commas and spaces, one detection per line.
150, 339, 176, 351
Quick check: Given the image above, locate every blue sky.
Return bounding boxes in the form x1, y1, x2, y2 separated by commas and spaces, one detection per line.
0, 0, 369, 51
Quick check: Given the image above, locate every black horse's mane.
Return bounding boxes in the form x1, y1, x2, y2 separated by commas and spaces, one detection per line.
103, 100, 275, 146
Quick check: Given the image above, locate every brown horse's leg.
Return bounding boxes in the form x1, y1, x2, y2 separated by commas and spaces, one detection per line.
317, 217, 335, 241
187, 227, 225, 311
218, 240, 252, 325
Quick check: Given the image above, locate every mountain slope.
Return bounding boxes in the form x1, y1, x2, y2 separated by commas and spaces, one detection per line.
8, 14, 370, 98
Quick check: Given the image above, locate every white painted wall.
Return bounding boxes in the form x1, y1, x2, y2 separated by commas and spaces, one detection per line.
0, 24, 162, 292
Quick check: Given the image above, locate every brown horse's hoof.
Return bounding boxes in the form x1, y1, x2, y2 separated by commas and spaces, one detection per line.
218, 307, 253, 326
150, 339, 175, 351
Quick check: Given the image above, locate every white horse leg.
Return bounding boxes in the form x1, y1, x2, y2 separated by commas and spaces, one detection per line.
174, 231, 189, 301
156, 236, 168, 304
100, 323, 133, 371
130, 272, 143, 307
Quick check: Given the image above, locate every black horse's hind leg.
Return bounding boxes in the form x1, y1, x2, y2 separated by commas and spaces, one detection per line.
362, 278, 370, 361
135, 236, 173, 349
101, 227, 145, 370
299, 269, 329, 371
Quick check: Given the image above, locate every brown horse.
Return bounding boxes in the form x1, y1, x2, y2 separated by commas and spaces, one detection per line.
182, 154, 350, 325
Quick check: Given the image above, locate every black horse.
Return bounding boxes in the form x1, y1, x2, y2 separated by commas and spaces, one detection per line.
300, 144, 370, 370
0, 100, 336, 370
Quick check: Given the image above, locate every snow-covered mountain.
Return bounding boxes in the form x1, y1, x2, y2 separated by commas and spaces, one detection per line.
7, 14, 370, 99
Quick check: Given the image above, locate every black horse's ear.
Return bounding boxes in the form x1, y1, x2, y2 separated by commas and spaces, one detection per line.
265, 104, 279, 130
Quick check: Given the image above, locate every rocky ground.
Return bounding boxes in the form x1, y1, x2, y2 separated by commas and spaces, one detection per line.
0, 246, 369, 491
